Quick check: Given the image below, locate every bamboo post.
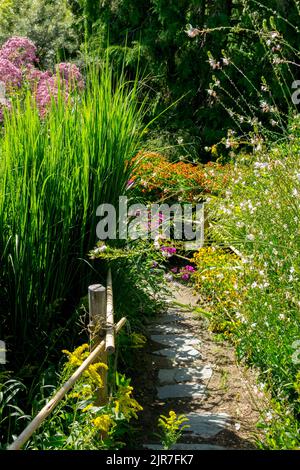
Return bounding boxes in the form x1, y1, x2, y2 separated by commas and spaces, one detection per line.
88, 284, 107, 405
105, 268, 115, 354
88, 284, 106, 342
8, 317, 126, 451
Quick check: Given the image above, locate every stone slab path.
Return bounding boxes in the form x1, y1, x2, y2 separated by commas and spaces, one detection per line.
133, 283, 267, 450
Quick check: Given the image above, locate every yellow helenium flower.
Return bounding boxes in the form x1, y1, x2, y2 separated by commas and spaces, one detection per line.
92, 414, 112, 432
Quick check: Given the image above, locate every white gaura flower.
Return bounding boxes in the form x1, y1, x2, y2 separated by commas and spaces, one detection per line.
247, 233, 255, 241
265, 412, 273, 422
185, 24, 201, 38
207, 88, 217, 97
94, 245, 107, 254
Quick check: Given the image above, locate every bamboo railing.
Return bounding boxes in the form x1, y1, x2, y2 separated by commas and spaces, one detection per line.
8, 268, 125, 451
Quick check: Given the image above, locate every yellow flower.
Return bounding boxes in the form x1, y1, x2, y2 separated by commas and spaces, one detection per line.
83, 362, 108, 389
130, 333, 147, 349
82, 403, 93, 413
158, 410, 189, 433
62, 344, 89, 367
114, 399, 120, 415
211, 144, 218, 156
114, 384, 143, 420
92, 414, 113, 433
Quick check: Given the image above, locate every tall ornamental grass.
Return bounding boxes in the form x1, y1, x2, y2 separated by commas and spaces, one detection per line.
0, 63, 147, 364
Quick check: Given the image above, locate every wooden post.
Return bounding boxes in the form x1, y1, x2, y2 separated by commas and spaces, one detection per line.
105, 268, 115, 354
88, 284, 106, 342
88, 284, 107, 405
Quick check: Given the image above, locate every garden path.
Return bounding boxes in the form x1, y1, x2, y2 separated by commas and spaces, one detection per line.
134, 283, 266, 450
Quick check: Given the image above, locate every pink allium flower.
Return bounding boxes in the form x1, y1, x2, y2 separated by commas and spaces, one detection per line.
0, 58, 22, 87
55, 62, 84, 90
35, 76, 69, 117
0, 37, 37, 68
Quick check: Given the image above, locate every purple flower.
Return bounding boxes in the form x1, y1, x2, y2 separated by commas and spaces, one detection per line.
0, 59, 22, 88
181, 273, 190, 281
0, 37, 37, 68
171, 267, 178, 273
151, 261, 158, 268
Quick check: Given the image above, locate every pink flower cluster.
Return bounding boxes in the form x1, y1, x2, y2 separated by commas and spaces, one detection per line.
56, 63, 85, 91
35, 76, 70, 117
0, 58, 22, 88
0, 36, 37, 68
0, 36, 84, 121
25, 64, 52, 85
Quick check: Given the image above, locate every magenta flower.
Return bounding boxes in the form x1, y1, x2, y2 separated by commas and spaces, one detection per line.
0, 58, 22, 88
158, 213, 165, 223
185, 265, 195, 272
181, 273, 190, 281
161, 246, 176, 254
126, 179, 135, 190
171, 267, 178, 273
0, 37, 37, 68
